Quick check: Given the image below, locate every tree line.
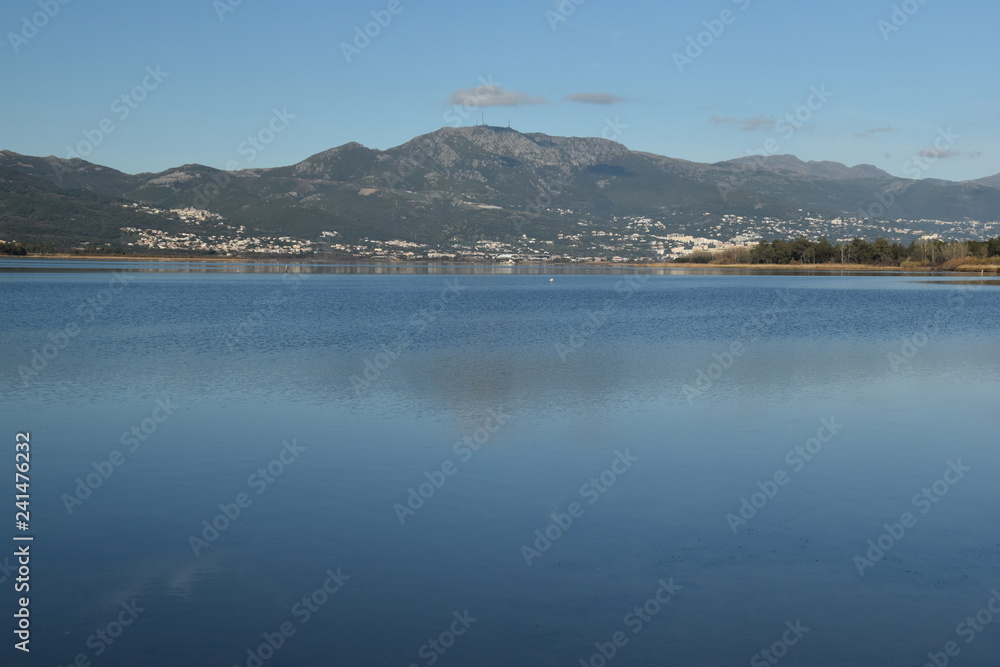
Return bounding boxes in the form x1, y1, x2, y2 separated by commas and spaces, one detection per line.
684, 237, 1000, 267
0, 241, 55, 255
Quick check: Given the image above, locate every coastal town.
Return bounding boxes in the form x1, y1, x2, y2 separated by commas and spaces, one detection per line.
115, 203, 1000, 262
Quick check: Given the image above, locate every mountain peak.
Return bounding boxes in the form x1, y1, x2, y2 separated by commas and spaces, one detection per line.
392, 125, 630, 170
292, 142, 379, 180
717, 154, 892, 180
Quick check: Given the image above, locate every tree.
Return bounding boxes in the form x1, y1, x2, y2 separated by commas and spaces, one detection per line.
889, 241, 908, 264
0, 241, 28, 256
749, 240, 775, 264
771, 239, 793, 263
814, 237, 835, 263
871, 237, 892, 265
791, 237, 815, 263
845, 238, 874, 264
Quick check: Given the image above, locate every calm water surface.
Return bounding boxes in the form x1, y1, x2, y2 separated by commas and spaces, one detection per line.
1, 263, 999, 666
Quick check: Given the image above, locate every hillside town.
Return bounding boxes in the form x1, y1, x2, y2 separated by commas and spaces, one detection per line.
115, 203, 1000, 262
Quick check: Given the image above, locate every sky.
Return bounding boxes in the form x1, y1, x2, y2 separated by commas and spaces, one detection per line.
2, 0, 998, 181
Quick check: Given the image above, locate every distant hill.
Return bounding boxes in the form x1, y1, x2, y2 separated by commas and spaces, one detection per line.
2, 128, 999, 250
970, 173, 1000, 189
0, 166, 182, 246
714, 154, 894, 181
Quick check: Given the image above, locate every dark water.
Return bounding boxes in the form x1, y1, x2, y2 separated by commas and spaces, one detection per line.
2, 264, 999, 666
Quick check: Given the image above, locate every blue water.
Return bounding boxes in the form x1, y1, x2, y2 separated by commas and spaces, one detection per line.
2, 266, 999, 666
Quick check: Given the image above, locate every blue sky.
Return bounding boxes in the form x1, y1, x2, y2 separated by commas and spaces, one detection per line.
2, 0, 997, 181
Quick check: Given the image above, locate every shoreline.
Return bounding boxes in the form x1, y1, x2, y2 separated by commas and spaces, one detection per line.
4, 254, 999, 274
650, 262, 921, 272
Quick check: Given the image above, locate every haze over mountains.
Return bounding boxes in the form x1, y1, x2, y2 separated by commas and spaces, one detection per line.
2, 126, 999, 256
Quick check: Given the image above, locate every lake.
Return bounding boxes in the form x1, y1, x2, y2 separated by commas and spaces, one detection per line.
2, 261, 999, 666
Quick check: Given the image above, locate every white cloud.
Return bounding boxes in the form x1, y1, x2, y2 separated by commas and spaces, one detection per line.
448, 86, 545, 107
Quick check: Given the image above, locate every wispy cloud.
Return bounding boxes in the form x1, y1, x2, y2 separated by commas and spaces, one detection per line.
449, 86, 545, 107
854, 126, 896, 138
920, 148, 961, 159
742, 116, 776, 131
710, 114, 775, 132
919, 148, 983, 160
565, 92, 624, 105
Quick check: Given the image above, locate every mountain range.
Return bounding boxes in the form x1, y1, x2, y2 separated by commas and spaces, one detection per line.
2, 126, 999, 253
